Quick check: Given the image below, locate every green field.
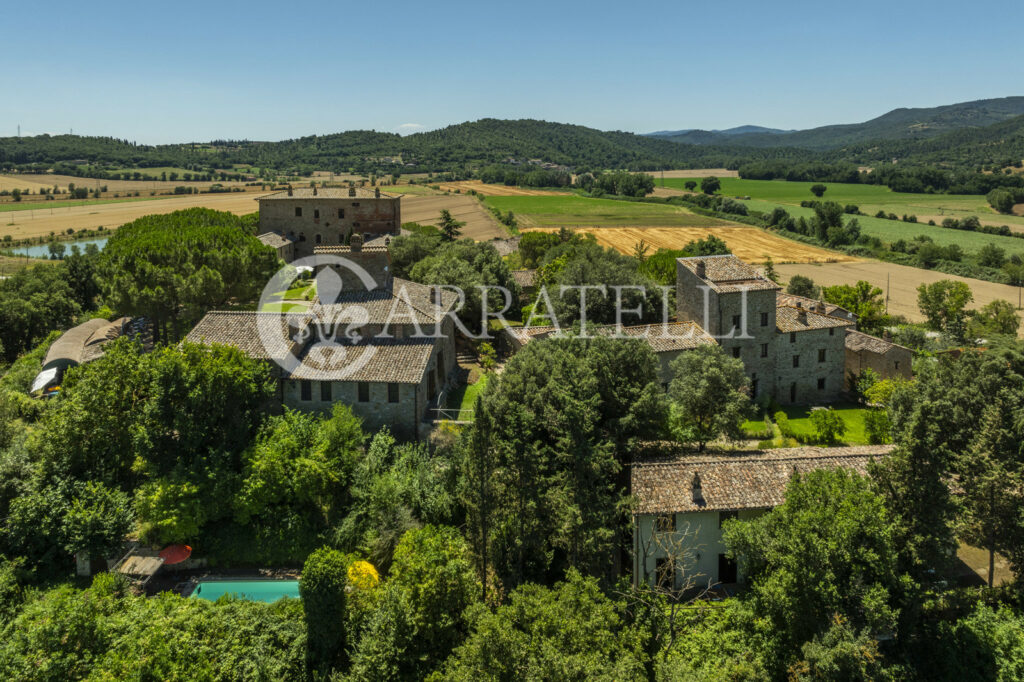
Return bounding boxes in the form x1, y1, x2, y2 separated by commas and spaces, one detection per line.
743, 403, 871, 445
484, 194, 734, 228
663, 177, 1024, 229
661, 177, 1024, 257
447, 373, 489, 414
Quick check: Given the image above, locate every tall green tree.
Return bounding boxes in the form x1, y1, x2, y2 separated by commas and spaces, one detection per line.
917, 279, 973, 340
100, 208, 279, 341
724, 468, 913, 675
823, 280, 887, 333
300, 547, 349, 677
667, 344, 750, 451
437, 209, 465, 241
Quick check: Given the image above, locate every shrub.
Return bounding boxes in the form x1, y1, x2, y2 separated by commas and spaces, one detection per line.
300, 547, 348, 675
810, 408, 846, 445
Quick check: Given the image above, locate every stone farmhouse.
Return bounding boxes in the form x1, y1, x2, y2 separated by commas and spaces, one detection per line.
631, 444, 893, 588
676, 255, 855, 404
186, 236, 456, 439
845, 329, 913, 388
255, 186, 401, 261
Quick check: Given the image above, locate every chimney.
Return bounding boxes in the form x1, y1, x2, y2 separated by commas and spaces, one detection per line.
350, 233, 363, 252
374, 187, 381, 198
883, 329, 892, 342
348, 186, 356, 197
312, 185, 317, 196
691, 471, 704, 505
797, 308, 808, 325
287, 185, 293, 196
695, 259, 706, 279
430, 287, 441, 306
795, 300, 802, 309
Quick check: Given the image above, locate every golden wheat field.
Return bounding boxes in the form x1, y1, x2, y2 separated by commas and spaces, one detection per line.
435, 180, 565, 196
522, 226, 856, 264
776, 261, 1024, 333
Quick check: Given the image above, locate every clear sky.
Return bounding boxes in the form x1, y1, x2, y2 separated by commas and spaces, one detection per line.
3, 0, 1022, 144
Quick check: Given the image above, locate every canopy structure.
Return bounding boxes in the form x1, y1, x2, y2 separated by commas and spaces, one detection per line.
159, 544, 192, 565
115, 555, 163, 587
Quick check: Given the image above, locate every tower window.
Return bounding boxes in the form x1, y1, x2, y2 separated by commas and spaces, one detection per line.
295, 207, 302, 217
338, 208, 345, 219
760, 312, 768, 327
792, 355, 800, 368
818, 349, 826, 362
313, 209, 320, 219
817, 378, 826, 390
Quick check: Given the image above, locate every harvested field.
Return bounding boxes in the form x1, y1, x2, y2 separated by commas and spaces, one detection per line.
484, 195, 731, 228
0, 254, 57, 277
523, 226, 855, 264
776, 261, 1024, 334
435, 180, 565, 196
0, 173, 257, 194
0, 192, 267, 241
400, 195, 507, 240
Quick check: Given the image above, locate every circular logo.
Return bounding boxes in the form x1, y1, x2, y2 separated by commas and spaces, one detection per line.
256, 254, 382, 381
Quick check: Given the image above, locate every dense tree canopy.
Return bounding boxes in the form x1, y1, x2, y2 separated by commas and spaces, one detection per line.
99, 208, 280, 341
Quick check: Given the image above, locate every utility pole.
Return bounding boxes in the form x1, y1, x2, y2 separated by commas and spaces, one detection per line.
885, 273, 890, 313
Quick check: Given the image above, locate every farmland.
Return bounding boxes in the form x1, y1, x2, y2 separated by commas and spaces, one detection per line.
660, 176, 1024, 234
523, 226, 854, 264
484, 194, 733, 228
0, 192, 267, 241
0, 172, 258, 195
435, 180, 565, 196
401, 195, 506, 240
776, 260, 1024, 333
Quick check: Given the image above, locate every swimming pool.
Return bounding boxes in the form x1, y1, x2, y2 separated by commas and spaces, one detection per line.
189, 579, 300, 603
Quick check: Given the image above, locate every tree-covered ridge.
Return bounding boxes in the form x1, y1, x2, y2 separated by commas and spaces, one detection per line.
658, 96, 1024, 150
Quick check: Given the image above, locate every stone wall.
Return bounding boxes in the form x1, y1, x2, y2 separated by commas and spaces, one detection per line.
676, 262, 778, 400
282, 376, 425, 440
774, 326, 848, 404
258, 197, 400, 260
845, 345, 913, 389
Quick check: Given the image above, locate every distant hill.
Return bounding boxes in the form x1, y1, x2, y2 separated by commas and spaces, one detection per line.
648, 125, 790, 140
828, 112, 1024, 167
0, 119, 814, 176
658, 97, 1024, 150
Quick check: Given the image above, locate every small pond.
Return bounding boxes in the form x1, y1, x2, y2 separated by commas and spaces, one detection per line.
4, 236, 109, 259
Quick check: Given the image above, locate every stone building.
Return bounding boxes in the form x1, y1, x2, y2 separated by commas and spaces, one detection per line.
257, 186, 400, 261
844, 329, 914, 388
631, 445, 892, 588
675, 255, 854, 404
256, 231, 295, 262
186, 238, 456, 440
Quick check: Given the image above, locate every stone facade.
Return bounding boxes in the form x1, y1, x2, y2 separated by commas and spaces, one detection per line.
844, 330, 914, 389
676, 255, 852, 404
258, 187, 400, 261
775, 324, 849, 404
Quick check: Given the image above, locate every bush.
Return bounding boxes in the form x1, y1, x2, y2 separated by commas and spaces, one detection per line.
299, 547, 349, 675
810, 408, 846, 445
864, 409, 891, 445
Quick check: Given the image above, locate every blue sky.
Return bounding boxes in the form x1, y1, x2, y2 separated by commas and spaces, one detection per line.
3, 0, 1022, 143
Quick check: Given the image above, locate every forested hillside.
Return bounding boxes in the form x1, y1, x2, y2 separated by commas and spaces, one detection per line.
658, 96, 1024, 150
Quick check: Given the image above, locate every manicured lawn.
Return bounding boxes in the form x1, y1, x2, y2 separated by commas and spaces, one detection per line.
483, 194, 734, 228
259, 302, 308, 313
268, 282, 315, 301
447, 373, 489, 415
743, 402, 870, 445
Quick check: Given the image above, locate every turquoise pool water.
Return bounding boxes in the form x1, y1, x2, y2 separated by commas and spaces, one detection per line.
189, 579, 300, 603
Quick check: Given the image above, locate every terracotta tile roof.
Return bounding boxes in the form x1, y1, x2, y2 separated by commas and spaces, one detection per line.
315, 277, 459, 324
776, 293, 857, 321
284, 338, 434, 384
845, 329, 910, 355
257, 232, 294, 249
185, 311, 308, 361
632, 445, 893, 514
511, 269, 537, 288
678, 254, 780, 293
776, 305, 856, 333
506, 321, 717, 353
258, 187, 397, 200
